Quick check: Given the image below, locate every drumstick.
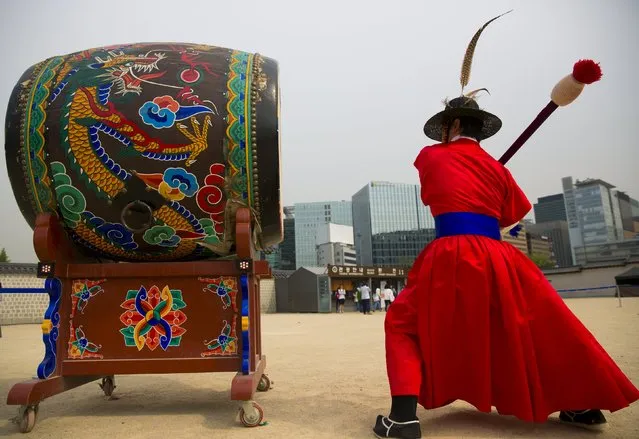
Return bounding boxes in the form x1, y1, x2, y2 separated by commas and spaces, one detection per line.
498, 59, 602, 165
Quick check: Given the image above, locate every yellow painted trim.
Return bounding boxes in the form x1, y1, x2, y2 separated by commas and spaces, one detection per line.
41, 319, 53, 334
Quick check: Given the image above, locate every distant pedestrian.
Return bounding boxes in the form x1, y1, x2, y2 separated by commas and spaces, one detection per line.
383, 285, 394, 310
373, 287, 381, 311
360, 283, 372, 315
336, 285, 346, 314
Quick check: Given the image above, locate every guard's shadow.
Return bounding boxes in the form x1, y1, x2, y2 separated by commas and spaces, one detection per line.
418, 408, 607, 438
0, 375, 242, 436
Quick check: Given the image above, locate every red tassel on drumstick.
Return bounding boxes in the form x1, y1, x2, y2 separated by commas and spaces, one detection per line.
498, 59, 603, 165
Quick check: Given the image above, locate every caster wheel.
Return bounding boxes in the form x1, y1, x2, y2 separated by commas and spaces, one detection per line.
257, 374, 271, 392
239, 401, 264, 427
99, 376, 116, 397
17, 404, 38, 433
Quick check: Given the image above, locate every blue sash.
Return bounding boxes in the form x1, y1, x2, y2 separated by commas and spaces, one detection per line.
434, 212, 501, 241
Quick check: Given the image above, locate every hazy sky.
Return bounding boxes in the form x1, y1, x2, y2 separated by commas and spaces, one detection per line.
1, 0, 637, 262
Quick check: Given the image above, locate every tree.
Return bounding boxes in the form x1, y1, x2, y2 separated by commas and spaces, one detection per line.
0, 248, 9, 263
529, 253, 554, 269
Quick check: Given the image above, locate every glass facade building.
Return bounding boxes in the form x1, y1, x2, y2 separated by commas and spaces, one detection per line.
293, 201, 352, 268
562, 176, 630, 264
632, 198, 639, 219
615, 191, 639, 236
352, 181, 435, 266
570, 179, 624, 245
528, 220, 573, 268
562, 177, 581, 264
260, 206, 296, 270
262, 247, 281, 268
533, 193, 567, 223
279, 216, 296, 270
371, 229, 436, 266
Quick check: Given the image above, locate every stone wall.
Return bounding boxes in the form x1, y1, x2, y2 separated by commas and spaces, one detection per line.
260, 278, 276, 314
545, 262, 638, 298
0, 273, 47, 325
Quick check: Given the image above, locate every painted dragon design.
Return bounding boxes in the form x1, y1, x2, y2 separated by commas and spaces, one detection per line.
56, 49, 215, 196
43, 46, 236, 260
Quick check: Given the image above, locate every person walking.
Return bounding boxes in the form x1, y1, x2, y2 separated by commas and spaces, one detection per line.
383, 284, 394, 311
373, 287, 382, 311
336, 285, 346, 314
360, 283, 372, 315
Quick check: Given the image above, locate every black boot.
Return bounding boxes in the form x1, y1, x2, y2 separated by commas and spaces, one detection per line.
373, 396, 421, 438
373, 415, 421, 439
559, 410, 607, 431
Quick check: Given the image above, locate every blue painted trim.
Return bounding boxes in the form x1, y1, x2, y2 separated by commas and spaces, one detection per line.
36, 278, 62, 379
556, 285, 629, 292
240, 273, 250, 375
0, 288, 48, 294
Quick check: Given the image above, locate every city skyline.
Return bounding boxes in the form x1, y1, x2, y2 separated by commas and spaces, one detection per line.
280, 174, 638, 270
531, 175, 639, 267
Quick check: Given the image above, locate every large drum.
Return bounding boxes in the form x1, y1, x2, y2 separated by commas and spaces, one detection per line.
5, 43, 282, 262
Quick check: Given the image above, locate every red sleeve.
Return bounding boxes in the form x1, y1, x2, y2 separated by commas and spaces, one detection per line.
499, 167, 532, 227
414, 146, 437, 205
413, 146, 430, 173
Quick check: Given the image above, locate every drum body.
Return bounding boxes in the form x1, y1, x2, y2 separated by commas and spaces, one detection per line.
5, 43, 281, 261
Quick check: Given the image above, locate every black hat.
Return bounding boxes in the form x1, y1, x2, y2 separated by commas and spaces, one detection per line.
423, 11, 511, 142
423, 96, 502, 141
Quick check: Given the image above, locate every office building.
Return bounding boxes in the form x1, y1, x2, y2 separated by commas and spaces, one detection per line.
501, 222, 528, 254
574, 239, 639, 265
315, 223, 356, 266
317, 242, 357, 266
615, 191, 639, 238
316, 223, 354, 247
279, 207, 296, 270
562, 176, 580, 264
528, 220, 573, 267
526, 232, 555, 266
632, 198, 639, 219
258, 206, 296, 270
352, 181, 435, 266
371, 229, 436, 266
533, 194, 567, 223
562, 177, 625, 262
261, 247, 281, 269
501, 223, 558, 267
631, 198, 639, 233
294, 201, 352, 268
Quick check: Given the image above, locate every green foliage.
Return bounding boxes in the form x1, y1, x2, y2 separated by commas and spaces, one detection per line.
529, 253, 554, 269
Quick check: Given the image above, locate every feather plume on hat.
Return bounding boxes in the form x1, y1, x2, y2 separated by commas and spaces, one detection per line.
423, 11, 512, 142
460, 10, 513, 95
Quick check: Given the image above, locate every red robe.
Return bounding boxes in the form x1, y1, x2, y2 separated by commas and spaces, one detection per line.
385, 138, 639, 422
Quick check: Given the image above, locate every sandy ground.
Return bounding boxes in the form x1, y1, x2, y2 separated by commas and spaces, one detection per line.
1, 297, 638, 439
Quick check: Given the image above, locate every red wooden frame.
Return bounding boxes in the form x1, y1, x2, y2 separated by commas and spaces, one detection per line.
6, 208, 271, 416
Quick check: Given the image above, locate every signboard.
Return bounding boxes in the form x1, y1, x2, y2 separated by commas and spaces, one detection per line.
327, 265, 409, 278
